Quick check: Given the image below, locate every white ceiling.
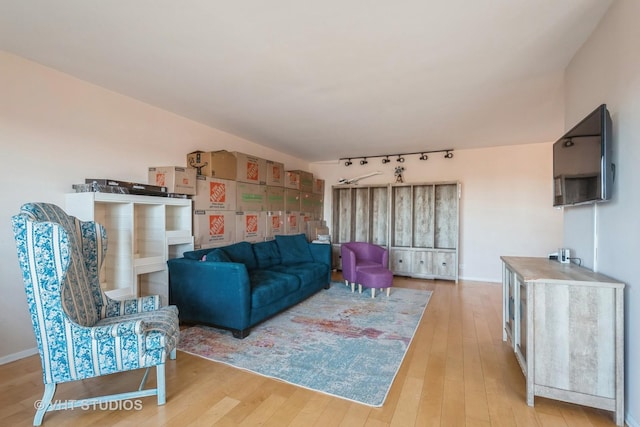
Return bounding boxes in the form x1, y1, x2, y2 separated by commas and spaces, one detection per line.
0, 1, 612, 162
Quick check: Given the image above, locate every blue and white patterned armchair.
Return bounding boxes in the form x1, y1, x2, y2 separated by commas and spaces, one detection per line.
11, 203, 179, 426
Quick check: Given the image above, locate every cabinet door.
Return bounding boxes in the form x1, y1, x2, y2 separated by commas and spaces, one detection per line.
391, 186, 412, 247
390, 249, 413, 275
517, 277, 527, 364
353, 187, 370, 242
413, 250, 434, 276
434, 184, 458, 249
332, 187, 353, 243
505, 268, 515, 341
435, 251, 456, 278
412, 185, 434, 248
370, 186, 389, 246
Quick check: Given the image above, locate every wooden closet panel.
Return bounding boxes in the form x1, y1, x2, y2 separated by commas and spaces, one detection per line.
435, 184, 458, 249
392, 186, 412, 247
412, 185, 434, 248
370, 186, 389, 246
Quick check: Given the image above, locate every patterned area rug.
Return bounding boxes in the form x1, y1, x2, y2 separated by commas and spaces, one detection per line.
178, 282, 432, 406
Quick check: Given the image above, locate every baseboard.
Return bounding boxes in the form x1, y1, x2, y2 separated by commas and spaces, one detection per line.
458, 275, 501, 284
0, 347, 38, 365
627, 412, 639, 427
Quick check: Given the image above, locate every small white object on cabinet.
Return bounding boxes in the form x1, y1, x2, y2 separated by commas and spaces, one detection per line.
66, 192, 193, 305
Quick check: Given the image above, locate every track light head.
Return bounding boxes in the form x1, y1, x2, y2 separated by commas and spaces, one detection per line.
397, 155, 405, 163
344, 159, 353, 166
419, 153, 428, 161
444, 151, 453, 159
382, 156, 390, 164
360, 158, 368, 165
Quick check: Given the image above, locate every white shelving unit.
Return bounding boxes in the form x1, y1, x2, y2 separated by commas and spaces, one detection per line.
66, 192, 193, 305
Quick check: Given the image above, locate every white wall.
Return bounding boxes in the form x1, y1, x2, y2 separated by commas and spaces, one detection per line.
0, 52, 310, 361
563, 0, 639, 425
310, 142, 564, 282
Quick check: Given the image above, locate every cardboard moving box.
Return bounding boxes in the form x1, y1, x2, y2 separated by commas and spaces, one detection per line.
232, 151, 267, 184
284, 171, 300, 190
148, 166, 196, 195
313, 178, 325, 195
193, 210, 236, 248
187, 150, 237, 180
235, 212, 266, 242
265, 211, 285, 239
288, 170, 314, 192
236, 182, 266, 212
193, 176, 237, 211
284, 189, 301, 211
266, 186, 285, 211
266, 160, 285, 187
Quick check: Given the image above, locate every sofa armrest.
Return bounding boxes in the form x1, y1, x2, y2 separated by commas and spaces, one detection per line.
372, 245, 389, 267
167, 258, 252, 330
308, 243, 332, 283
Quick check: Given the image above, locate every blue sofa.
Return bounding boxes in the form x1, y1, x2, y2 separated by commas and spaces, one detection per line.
167, 234, 332, 338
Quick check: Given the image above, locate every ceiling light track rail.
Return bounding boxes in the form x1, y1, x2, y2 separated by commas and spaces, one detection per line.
340, 149, 454, 166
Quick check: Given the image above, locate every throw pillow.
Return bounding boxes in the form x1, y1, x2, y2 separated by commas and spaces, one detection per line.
275, 234, 314, 265
183, 248, 212, 260
220, 241, 258, 270
253, 240, 282, 269
202, 248, 232, 263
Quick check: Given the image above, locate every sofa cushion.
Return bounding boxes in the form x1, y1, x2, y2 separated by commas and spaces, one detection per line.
249, 270, 300, 308
270, 262, 329, 286
203, 248, 232, 263
275, 234, 313, 265
253, 240, 282, 269
221, 241, 258, 270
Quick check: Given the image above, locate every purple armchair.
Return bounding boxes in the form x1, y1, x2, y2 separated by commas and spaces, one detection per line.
340, 242, 389, 292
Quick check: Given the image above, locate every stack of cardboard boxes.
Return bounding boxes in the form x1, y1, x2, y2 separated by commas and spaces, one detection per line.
151, 150, 325, 250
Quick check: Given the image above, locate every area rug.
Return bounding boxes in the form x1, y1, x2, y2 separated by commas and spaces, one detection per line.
177, 283, 432, 407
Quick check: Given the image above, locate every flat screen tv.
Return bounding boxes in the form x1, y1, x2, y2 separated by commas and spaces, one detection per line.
553, 104, 613, 207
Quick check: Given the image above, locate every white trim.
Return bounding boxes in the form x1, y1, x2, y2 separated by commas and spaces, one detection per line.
627, 413, 639, 427
458, 275, 501, 284
0, 347, 39, 365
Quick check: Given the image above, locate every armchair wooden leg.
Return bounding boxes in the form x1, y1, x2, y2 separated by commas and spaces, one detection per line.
33, 383, 55, 426
156, 364, 166, 405
170, 348, 177, 360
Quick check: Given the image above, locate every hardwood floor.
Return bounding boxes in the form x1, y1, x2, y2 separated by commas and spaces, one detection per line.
0, 275, 620, 426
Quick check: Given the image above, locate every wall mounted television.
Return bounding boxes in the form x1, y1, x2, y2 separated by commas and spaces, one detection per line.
553, 104, 613, 207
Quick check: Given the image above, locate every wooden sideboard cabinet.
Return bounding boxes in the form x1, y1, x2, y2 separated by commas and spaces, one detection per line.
501, 256, 625, 426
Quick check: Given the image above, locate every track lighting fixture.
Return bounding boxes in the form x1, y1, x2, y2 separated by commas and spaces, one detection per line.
340, 149, 453, 166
